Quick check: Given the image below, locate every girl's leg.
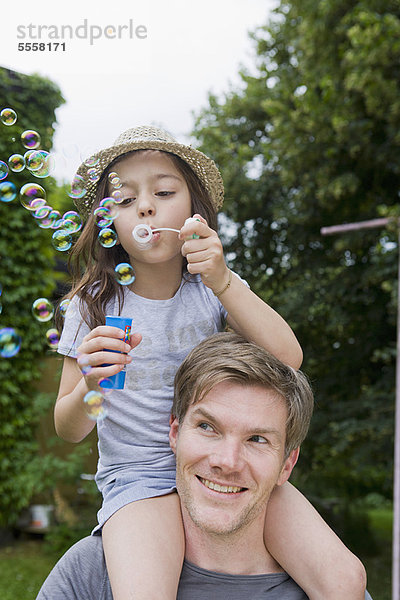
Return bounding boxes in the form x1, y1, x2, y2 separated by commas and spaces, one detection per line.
264, 482, 367, 600
102, 493, 184, 600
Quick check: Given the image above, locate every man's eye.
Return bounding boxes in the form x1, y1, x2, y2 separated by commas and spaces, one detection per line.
249, 435, 268, 444
198, 422, 214, 432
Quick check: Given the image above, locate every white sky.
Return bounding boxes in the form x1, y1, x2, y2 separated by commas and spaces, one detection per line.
0, 0, 277, 183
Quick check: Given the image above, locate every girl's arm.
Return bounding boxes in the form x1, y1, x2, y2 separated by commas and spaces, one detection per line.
55, 326, 140, 443
180, 215, 303, 369
265, 482, 367, 600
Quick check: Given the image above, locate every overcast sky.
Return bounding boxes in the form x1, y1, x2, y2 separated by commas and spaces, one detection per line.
0, 0, 277, 183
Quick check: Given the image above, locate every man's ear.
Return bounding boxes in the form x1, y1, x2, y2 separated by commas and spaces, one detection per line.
169, 415, 179, 454
277, 447, 300, 486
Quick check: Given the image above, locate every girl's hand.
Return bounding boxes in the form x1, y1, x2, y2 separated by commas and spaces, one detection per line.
76, 325, 141, 390
179, 214, 229, 294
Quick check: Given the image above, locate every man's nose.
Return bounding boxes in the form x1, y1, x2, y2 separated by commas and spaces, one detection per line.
208, 438, 244, 473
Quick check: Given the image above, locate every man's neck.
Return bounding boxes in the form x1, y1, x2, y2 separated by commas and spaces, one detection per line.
182, 512, 284, 576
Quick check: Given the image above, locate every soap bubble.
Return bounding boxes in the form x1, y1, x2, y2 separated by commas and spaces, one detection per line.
0, 181, 17, 202
0, 161, 8, 181
84, 390, 108, 421
108, 171, 122, 189
1, 108, 17, 126
111, 189, 123, 203
78, 354, 92, 375
33, 204, 52, 219
98, 228, 118, 248
99, 197, 119, 220
26, 150, 54, 178
0, 327, 22, 358
114, 263, 135, 285
45, 328, 60, 349
98, 378, 113, 394
21, 130, 41, 149
94, 206, 113, 228
20, 183, 46, 210
59, 298, 70, 318
52, 229, 72, 252
84, 155, 99, 167
61, 210, 82, 233
32, 297, 54, 322
68, 174, 86, 199
8, 154, 25, 172
87, 167, 100, 183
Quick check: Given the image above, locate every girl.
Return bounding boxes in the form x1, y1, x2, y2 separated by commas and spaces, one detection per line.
55, 126, 365, 600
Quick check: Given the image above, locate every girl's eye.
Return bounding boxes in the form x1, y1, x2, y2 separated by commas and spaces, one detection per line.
198, 422, 214, 432
249, 435, 268, 444
120, 197, 136, 206
157, 191, 174, 197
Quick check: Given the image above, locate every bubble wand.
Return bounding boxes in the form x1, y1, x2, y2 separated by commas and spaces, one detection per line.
132, 217, 200, 245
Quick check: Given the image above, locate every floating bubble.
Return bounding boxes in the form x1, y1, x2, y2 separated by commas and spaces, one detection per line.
45, 328, 60, 350
59, 298, 70, 318
8, 154, 25, 173
61, 210, 82, 233
94, 206, 113, 228
111, 189, 123, 203
0, 327, 21, 358
28, 151, 54, 178
0, 303, 2, 315
68, 174, 86, 199
0, 181, 17, 202
108, 172, 118, 183
20, 183, 46, 210
98, 228, 118, 248
33, 204, 52, 219
47, 210, 62, 229
0, 161, 8, 181
32, 297, 54, 322
98, 377, 113, 394
21, 130, 41, 149
24, 149, 36, 163
78, 354, 92, 376
99, 197, 119, 220
26, 150, 45, 171
84, 154, 100, 167
84, 390, 108, 421
52, 229, 72, 252
1, 108, 17, 126
114, 263, 135, 285
87, 167, 100, 183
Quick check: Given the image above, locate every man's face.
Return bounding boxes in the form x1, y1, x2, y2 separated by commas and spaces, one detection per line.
169, 380, 299, 537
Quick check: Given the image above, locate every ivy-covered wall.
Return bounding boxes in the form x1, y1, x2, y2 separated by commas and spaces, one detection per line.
0, 67, 73, 525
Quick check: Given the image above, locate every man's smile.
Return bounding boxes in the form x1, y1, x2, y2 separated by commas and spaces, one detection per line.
197, 475, 246, 494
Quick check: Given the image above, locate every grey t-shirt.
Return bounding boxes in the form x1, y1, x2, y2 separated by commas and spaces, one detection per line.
36, 535, 308, 599
58, 275, 228, 508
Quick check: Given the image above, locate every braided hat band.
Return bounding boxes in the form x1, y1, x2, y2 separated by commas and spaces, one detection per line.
73, 126, 224, 218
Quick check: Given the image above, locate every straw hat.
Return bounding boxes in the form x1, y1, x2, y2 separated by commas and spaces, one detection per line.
73, 126, 224, 218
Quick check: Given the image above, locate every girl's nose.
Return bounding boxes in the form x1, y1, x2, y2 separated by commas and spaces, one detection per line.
137, 194, 156, 217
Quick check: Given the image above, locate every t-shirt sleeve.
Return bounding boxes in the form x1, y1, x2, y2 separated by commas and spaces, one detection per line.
57, 294, 91, 358
36, 536, 112, 600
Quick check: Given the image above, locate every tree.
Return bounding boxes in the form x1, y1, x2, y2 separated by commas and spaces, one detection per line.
0, 68, 89, 525
193, 0, 400, 500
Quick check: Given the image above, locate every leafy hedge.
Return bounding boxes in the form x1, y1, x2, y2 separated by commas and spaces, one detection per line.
0, 67, 89, 525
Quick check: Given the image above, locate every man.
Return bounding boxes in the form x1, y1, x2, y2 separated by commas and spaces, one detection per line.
37, 332, 371, 599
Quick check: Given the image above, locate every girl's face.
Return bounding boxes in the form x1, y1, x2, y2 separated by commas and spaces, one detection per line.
110, 150, 192, 267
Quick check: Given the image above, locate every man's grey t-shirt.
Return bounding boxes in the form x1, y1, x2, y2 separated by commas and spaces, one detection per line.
36, 536, 374, 600
36, 535, 307, 599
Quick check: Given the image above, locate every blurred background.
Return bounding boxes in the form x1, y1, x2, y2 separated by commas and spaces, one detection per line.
0, 1, 398, 598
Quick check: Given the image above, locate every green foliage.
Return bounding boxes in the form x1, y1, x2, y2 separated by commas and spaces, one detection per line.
0, 67, 86, 525
193, 1, 400, 500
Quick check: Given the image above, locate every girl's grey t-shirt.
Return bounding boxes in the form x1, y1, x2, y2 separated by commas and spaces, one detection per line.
58, 274, 230, 491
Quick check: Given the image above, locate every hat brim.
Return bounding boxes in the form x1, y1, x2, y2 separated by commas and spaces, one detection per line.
74, 140, 224, 218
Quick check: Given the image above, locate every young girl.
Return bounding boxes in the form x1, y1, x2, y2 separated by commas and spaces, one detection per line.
55, 126, 365, 600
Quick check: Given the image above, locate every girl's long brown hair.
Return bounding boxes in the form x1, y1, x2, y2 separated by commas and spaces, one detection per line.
56, 150, 218, 331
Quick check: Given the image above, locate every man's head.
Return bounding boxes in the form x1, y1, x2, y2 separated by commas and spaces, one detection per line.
169, 332, 314, 538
